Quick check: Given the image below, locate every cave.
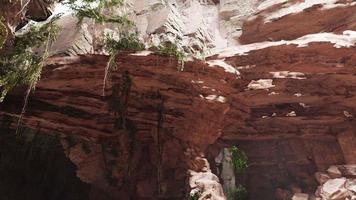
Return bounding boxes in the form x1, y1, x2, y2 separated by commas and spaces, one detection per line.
0, 115, 90, 200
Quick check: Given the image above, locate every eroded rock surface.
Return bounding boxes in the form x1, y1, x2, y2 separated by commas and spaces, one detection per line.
1, 0, 356, 200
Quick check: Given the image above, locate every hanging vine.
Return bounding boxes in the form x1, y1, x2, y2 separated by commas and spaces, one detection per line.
102, 33, 145, 96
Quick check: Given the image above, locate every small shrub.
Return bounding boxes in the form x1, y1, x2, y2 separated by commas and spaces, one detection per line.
104, 33, 145, 54
102, 33, 143, 96
227, 185, 248, 200
228, 146, 248, 175
63, 0, 132, 26
0, 16, 59, 102
154, 42, 186, 70
188, 192, 200, 200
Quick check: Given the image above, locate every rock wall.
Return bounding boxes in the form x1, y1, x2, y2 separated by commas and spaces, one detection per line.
0, 53, 234, 199
0, 116, 90, 200
1, 0, 356, 200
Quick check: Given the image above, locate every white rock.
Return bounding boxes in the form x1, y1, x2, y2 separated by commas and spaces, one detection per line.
189, 157, 226, 200
207, 59, 240, 75
270, 71, 306, 79
327, 166, 343, 178
247, 79, 275, 90
221, 148, 236, 193
286, 111, 297, 117
48, 15, 94, 56
346, 179, 356, 194
320, 178, 349, 200
292, 193, 309, 200
336, 165, 356, 177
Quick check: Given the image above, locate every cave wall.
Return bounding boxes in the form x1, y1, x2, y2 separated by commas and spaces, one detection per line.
230, 135, 346, 200
0, 115, 90, 200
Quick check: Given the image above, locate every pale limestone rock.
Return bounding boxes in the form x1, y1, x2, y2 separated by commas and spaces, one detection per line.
346, 179, 356, 194
327, 166, 343, 178
292, 193, 309, 200
320, 178, 349, 200
48, 0, 291, 56
270, 71, 306, 79
337, 165, 356, 178
189, 157, 226, 200
221, 148, 236, 193
247, 79, 275, 90
49, 15, 93, 56
315, 172, 331, 185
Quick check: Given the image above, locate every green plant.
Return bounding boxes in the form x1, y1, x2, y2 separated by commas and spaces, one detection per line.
61, 0, 140, 97
63, 0, 132, 26
0, 15, 59, 102
227, 185, 248, 200
0, 16, 60, 134
102, 33, 144, 96
189, 192, 200, 200
228, 146, 248, 175
104, 33, 145, 53
154, 42, 186, 71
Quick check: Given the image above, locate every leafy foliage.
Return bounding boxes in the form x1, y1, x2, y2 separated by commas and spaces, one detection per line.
102, 33, 144, 95
153, 41, 186, 71
63, 0, 132, 26
228, 146, 248, 175
0, 16, 59, 102
227, 185, 248, 200
104, 33, 145, 54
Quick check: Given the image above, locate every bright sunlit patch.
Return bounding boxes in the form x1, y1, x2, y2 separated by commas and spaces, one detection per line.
215, 31, 356, 58
53, 3, 72, 15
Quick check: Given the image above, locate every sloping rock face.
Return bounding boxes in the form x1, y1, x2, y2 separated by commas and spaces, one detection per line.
0, 53, 236, 199
51, 0, 260, 55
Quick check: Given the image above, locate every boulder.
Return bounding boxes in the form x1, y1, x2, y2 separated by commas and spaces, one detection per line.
189, 157, 226, 200
346, 179, 356, 194
327, 166, 343, 178
337, 165, 356, 178
320, 178, 349, 200
49, 15, 94, 56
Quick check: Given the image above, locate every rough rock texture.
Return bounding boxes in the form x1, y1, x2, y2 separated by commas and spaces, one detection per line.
1, 0, 356, 200
1, 53, 235, 199
308, 165, 356, 200
189, 156, 225, 200
49, 15, 94, 56
51, 0, 260, 55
